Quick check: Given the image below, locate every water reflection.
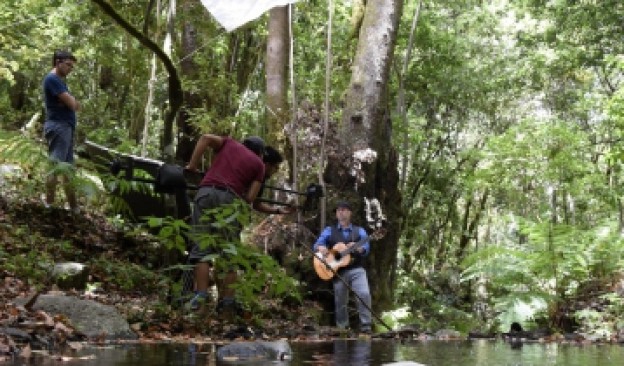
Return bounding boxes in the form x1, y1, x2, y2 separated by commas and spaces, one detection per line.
14, 339, 624, 366
293, 339, 624, 366
293, 339, 401, 366
332, 339, 371, 365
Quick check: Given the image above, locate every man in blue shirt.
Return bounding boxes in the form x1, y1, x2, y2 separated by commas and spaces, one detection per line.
313, 201, 372, 333
42, 50, 81, 213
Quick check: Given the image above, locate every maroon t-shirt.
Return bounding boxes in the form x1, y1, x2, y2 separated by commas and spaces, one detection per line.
200, 137, 265, 199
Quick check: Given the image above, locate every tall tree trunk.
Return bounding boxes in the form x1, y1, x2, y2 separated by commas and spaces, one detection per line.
175, 0, 202, 164
457, 188, 489, 261
334, 0, 403, 312
142, 0, 161, 157
266, 6, 290, 146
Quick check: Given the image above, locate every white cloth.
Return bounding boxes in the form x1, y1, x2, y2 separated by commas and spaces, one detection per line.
200, 0, 299, 32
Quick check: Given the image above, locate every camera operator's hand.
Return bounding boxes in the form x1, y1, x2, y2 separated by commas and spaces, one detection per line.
184, 164, 199, 173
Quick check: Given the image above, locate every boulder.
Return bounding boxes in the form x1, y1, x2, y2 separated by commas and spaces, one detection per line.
434, 329, 462, 339
216, 340, 291, 362
29, 295, 137, 340
50, 262, 89, 290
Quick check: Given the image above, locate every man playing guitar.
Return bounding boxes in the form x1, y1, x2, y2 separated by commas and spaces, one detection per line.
313, 201, 372, 334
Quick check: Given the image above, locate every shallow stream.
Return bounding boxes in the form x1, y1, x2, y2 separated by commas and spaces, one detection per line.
13, 339, 624, 365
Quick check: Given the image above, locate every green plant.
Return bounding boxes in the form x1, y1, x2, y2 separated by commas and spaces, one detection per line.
462, 217, 624, 331
91, 257, 168, 293
380, 306, 411, 331
232, 246, 302, 307
575, 308, 612, 340
0, 134, 49, 196
178, 200, 302, 308
147, 216, 190, 254
3, 249, 54, 284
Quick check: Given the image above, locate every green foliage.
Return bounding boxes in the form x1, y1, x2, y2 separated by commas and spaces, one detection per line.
104, 176, 157, 219
233, 245, 301, 304
147, 216, 190, 254
4, 0, 624, 333
574, 308, 612, 340
91, 257, 166, 293
0, 221, 84, 286
394, 265, 478, 332
184, 200, 301, 307
380, 306, 410, 331
144, 199, 302, 308
0, 133, 105, 210
1, 244, 53, 284
495, 296, 548, 333
600, 292, 624, 326
462, 218, 624, 330
0, 133, 48, 170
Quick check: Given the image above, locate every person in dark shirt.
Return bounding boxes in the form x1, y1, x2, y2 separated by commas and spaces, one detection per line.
313, 201, 372, 333
42, 50, 81, 213
184, 134, 265, 310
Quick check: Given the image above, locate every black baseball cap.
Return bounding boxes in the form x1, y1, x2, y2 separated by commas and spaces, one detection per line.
242, 136, 265, 156
263, 146, 283, 164
335, 201, 352, 211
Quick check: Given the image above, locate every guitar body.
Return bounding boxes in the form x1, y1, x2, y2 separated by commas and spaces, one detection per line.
313, 243, 351, 281
312, 228, 385, 281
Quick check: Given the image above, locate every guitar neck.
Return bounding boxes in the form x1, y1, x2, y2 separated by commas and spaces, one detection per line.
338, 237, 368, 256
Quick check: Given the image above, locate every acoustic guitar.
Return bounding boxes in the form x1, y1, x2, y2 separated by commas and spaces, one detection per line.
313, 229, 385, 281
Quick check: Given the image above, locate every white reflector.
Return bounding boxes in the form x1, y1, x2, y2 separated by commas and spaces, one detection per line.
200, 0, 299, 32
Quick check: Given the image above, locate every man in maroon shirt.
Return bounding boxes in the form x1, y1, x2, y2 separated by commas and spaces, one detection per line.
185, 134, 265, 311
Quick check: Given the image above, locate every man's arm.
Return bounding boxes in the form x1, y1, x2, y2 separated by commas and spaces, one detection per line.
313, 227, 333, 254
253, 200, 290, 214
347, 227, 370, 255
252, 196, 296, 214
58, 92, 80, 111
186, 134, 224, 171
357, 227, 370, 255
244, 180, 263, 204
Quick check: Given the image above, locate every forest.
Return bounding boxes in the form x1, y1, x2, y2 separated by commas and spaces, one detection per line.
1, 0, 624, 343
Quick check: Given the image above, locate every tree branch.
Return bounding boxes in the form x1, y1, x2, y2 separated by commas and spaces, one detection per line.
91, 0, 183, 161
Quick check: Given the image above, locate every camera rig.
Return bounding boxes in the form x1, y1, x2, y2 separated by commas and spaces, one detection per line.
83, 140, 323, 218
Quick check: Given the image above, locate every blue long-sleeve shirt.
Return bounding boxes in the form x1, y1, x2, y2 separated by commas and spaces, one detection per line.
313, 223, 370, 256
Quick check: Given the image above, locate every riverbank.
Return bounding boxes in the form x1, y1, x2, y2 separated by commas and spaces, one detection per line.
2, 193, 624, 363
0, 194, 363, 361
